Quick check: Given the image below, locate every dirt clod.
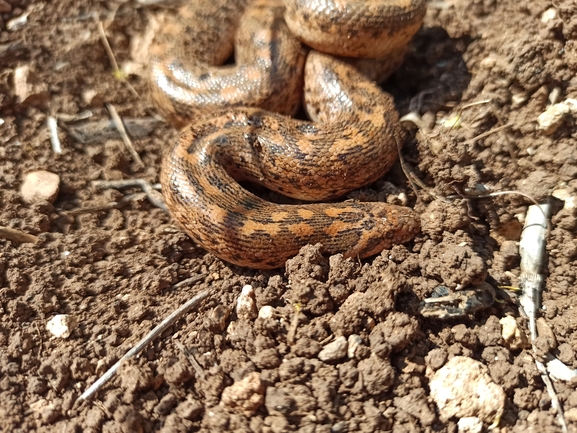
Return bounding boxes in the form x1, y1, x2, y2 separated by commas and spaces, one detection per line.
220, 372, 265, 416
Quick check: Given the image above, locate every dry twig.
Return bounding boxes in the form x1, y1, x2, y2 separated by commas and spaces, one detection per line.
78, 276, 209, 403
0, 226, 39, 243
174, 342, 206, 379
66, 117, 160, 144
464, 122, 512, 146
97, 20, 139, 98
105, 103, 145, 169
65, 192, 149, 215
92, 178, 167, 212
47, 116, 62, 154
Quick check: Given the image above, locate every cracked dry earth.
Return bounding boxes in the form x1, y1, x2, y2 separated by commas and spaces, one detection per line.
1, 0, 577, 432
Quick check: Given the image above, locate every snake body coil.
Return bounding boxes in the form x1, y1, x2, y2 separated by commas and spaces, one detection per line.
154, 0, 426, 268
150, 0, 306, 128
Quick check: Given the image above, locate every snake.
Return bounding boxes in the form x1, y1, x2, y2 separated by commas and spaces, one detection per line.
152, 0, 426, 269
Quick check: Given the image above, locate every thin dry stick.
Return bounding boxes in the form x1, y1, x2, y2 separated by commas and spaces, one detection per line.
0, 226, 38, 243
92, 179, 161, 190
66, 203, 122, 216
286, 305, 304, 346
47, 116, 62, 154
65, 192, 148, 215
106, 103, 145, 169
173, 276, 206, 289
78, 280, 208, 403
464, 122, 512, 146
174, 342, 206, 379
56, 110, 93, 122
93, 178, 167, 212
459, 99, 492, 111
392, 131, 443, 202
443, 99, 492, 134
97, 20, 139, 98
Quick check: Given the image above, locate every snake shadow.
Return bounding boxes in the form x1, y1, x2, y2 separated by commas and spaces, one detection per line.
365, 25, 473, 213
383, 25, 472, 116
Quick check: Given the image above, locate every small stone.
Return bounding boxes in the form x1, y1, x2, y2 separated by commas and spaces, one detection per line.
552, 189, 576, 210
258, 305, 274, 319
220, 372, 264, 415
479, 57, 497, 69
430, 356, 505, 425
546, 358, 577, 382
318, 336, 348, 362
236, 285, 257, 320
21, 170, 60, 204
46, 314, 78, 339
541, 8, 557, 23
499, 316, 529, 351
12, 64, 49, 104
536, 317, 557, 350
347, 334, 362, 359
331, 421, 347, 433
7, 12, 30, 31
209, 305, 230, 332
81, 89, 100, 106
537, 99, 577, 135
511, 92, 529, 108
457, 417, 483, 433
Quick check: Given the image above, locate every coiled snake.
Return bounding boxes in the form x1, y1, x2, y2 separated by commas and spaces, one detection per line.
152, 0, 426, 269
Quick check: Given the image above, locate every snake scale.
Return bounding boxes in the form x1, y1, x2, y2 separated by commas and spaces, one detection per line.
152, 0, 426, 269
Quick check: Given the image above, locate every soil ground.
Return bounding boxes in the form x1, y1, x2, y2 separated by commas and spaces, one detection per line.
1, 0, 577, 432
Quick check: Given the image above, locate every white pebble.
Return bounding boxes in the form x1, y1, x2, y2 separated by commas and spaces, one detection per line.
552, 189, 576, 210
430, 356, 505, 425
347, 334, 362, 359
318, 336, 348, 362
258, 305, 274, 320
541, 8, 557, 23
6, 11, 30, 31
236, 285, 257, 320
457, 417, 483, 433
537, 99, 577, 135
546, 358, 577, 382
499, 316, 529, 351
46, 314, 78, 339
21, 170, 60, 204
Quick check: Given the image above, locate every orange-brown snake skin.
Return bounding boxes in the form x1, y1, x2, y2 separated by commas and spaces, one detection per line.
154, 0, 426, 269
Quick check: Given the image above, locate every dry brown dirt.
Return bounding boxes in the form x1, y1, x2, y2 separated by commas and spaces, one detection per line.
1, 0, 577, 432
